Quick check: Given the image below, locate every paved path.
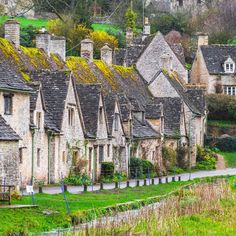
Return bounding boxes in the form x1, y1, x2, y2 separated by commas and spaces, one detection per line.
28, 168, 236, 195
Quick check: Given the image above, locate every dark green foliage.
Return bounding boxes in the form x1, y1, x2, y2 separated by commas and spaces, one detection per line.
162, 146, 177, 171
209, 32, 232, 44
206, 136, 236, 152
20, 25, 37, 48
101, 162, 114, 178
196, 146, 216, 170
142, 160, 154, 177
207, 94, 236, 120
107, 30, 126, 48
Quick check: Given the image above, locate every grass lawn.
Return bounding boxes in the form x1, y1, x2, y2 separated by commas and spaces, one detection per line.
220, 151, 236, 167
91, 23, 122, 34
0, 16, 48, 28
0, 181, 187, 234
208, 120, 236, 128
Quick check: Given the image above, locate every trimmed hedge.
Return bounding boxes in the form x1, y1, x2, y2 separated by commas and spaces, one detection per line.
206, 136, 236, 152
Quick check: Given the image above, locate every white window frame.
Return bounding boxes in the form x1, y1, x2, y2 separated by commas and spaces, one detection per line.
224, 86, 236, 96
224, 63, 235, 73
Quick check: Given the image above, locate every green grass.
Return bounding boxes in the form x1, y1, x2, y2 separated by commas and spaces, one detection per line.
220, 151, 236, 167
0, 181, 187, 234
208, 120, 236, 128
91, 23, 122, 34
0, 16, 48, 28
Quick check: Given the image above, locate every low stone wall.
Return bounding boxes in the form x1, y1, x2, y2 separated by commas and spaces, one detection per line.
208, 125, 236, 137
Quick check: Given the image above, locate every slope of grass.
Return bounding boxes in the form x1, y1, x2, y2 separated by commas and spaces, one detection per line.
0, 16, 48, 28
0, 181, 187, 234
91, 23, 122, 34
220, 151, 236, 167
208, 120, 236, 128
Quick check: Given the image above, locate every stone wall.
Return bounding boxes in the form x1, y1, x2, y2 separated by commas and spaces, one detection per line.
0, 141, 19, 186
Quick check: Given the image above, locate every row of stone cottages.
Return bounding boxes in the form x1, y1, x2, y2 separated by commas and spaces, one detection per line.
0, 19, 207, 187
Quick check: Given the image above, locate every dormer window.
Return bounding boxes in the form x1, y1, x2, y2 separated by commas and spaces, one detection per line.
4, 94, 13, 115
224, 57, 235, 73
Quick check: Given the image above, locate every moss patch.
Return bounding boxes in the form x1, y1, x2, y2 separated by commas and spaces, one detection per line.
113, 65, 137, 81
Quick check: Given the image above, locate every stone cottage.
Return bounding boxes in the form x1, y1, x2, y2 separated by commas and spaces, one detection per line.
191, 34, 236, 95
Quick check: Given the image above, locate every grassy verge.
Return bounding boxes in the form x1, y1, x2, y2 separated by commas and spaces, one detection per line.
91, 23, 122, 34
0, 181, 187, 234
208, 120, 236, 128
0, 16, 48, 28
220, 151, 236, 167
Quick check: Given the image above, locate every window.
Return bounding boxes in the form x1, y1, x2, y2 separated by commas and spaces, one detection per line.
89, 148, 92, 172
19, 148, 23, 164
37, 148, 41, 167
178, 0, 183, 7
114, 113, 119, 131
107, 144, 110, 157
36, 112, 42, 129
62, 151, 66, 163
99, 145, 104, 163
68, 107, 75, 126
224, 57, 235, 73
224, 86, 236, 96
4, 94, 13, 115
99, 107, 103, 124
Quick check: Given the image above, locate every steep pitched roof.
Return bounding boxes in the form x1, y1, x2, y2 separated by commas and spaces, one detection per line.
30, 70, 71, 132
145, 103, 162, 119
76, 84, 102, 138
0, 115, 20, 141
133, 117, 160, 139
201, 45, 236, 74
104, 93, 116, 134
0, 60, 32, 92
117, 93, 132, 122
151, 97, 182, 137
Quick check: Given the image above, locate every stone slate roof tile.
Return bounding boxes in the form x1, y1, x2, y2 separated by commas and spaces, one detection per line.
133, 117, 160, 139
104, 93, 116, 134
145, 103, 162, 119
27, 82, 41, 111
0, 60, 32, 92
0, 115, 20, 141
30, 70, 71, 132
151, 97, 182, 137
76, 83, 102, 138
117, 93, 132, 122
200, 45, 236, 74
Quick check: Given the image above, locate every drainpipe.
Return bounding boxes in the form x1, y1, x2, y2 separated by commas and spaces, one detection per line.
31, 128, 36, 185
48, 130, 53, 184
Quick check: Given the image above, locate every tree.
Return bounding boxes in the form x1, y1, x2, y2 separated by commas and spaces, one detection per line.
125, 7, 137, 30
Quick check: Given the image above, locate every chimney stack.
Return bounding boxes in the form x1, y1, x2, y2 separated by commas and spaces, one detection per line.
143, 17, 151, 36
126, 27, 134, 47
197, 33, 208, 47
50, 35, 66, 61
101, 44, 113, 65
80, 38, 94, 63
4, 19, 20, 48
36, 27, 51, 56
161, 53, 173, 73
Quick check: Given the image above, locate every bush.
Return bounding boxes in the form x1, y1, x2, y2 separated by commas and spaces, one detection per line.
195, 146, 216, 170
142, 160, 154, 177
206, 136, 236, 152
64, 173, 91, 186
162, 146, 177, 171
129, 158, 154, 178
207, 94, 236, 120
101, 162, 114, 179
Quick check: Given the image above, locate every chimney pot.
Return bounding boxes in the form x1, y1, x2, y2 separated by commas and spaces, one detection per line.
4, 19, 20, 48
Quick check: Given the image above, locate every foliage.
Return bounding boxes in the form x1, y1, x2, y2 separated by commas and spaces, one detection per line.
195, 146, 216, 170
64, 173, 91, 186
142, 160, 155, 177
220, 151, 236, 168
208, 120, 236, 128
20, 25, 37, 48
125, 7, 137, 31
101, 162, 114, 179
209, 31, 232, 44
162, 146, 177, 171
177, 146, 188, 168
206, 136, 236, 152
207, 94, 236, 120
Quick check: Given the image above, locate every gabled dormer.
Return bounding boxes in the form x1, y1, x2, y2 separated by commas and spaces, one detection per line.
224, 56, 235, 74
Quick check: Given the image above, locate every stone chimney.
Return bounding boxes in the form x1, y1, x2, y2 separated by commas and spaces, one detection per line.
36, 27, 51, 56
4, 19, 20, 48
101, 44, 113, 65
143, 17, 151, 36
50, 35, 66, 61
161, 53, 173, 72
197, 33, 208, 47
80, 38, 94, 63
126, 27, 134, 47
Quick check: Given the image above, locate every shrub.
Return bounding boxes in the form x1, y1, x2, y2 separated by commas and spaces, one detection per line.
129, 157, 143, 178
101, 162, 114, 179
162, 146, 177, 171
142, 160, 154, 177
206, 136, 236, 152
64, 173, 91, 186
196, 146, 216, 170
207, 94, 236, 120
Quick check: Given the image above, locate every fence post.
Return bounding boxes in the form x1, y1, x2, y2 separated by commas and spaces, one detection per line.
115, 182, 118, 189
178, 176, 181, 181
39, 186, 43, 194
144, 179, 147, 186
64, 184, 68, 192
166, 177, 168, 183
136, 180, 140, 187
100, 182, 103, 190
127, 181, 130, 188
84, 184, 87, 192
172, 176, 175, 182
159, 178, 162, 184
152, 178, 155, 185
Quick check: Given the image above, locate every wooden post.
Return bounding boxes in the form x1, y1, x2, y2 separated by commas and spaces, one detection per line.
159, 178, 162, 184
84, 185, 87, 192
172, 176, 175, 182
166, 177, 168, 183
39, 186, 43, 194
136, 180, 140, 187
100, 182, 103, 190
144, 179, 147, 186
152, 178, 155, 185
127, 181, 130, 188
178, 176, 181, 181
115, 182, 118, 189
